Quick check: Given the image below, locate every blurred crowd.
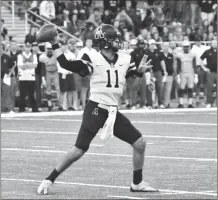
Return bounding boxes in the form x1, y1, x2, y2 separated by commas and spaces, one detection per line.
1, 0, 217, 113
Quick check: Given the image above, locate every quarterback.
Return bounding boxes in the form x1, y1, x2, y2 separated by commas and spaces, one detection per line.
37, 24, 158, 194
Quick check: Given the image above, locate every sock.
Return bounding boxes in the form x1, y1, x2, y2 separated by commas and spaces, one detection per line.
133, 169, 143, 185
45, 169, 60, 183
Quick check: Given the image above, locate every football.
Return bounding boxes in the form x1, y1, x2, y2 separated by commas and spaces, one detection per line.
36, 24, 58, 43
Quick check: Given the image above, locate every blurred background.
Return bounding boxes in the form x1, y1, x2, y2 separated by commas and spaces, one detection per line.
1, 0, 217, 113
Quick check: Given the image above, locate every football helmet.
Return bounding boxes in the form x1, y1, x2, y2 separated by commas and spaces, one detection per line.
93, 24, 123, 52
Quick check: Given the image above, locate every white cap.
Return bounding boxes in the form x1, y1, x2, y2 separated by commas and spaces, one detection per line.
129, 39, 138, 45
76, 41, 83, 47
45, 42, 52, 49
148, 39, 156, 45
182, 41, 190, 46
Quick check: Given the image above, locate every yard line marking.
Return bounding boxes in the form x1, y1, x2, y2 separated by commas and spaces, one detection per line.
32, 146, 54, 149
2, 118, 217, 126
175, 141, 199, 143
1, 178, 217, 197
108, 195, 147, 199
1, 107, 216, 118
2, 148, 217, 162
2, 130, 217, 141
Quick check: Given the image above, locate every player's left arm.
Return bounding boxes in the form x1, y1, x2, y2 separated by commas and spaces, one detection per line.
51, 43, 93, 77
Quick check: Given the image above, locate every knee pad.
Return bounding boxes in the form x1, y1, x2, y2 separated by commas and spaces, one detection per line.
47, 94, 52, 100
178, 89, 185, 98
188, 88, 193, 98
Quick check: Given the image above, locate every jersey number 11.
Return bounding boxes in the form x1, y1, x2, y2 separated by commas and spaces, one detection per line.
106, 70, 119, 88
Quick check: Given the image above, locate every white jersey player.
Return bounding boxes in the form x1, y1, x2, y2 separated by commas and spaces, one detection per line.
37, 24, 158, 195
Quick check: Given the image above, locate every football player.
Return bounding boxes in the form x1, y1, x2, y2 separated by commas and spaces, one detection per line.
175, 41, 198, 108
37, 24, 158, 194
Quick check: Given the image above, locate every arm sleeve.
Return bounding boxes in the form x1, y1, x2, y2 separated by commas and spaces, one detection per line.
52, 43, 93, 77
200, 50, 207, 60
125, 55, 143, 78
41, 62, 46, 77
17, 55, 23, 68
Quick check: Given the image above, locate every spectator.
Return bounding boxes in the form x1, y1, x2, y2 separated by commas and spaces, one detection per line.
17, 43, 38, 112
1, 19, 8, 40
9, 41, 19, 112
130, 39, 147, 108
29, 1, 40, 22
58, 40, 76, 111
137, 28, 148, 41
113, 20, 125, 40
145, 39, 167, 108
104, 0, 119, 15
153, 32, 163, 49
81, 0, 92, 19
101, 9, 115, 25
128, 38, 138, 53
168, 32, 174, 42
191, 37, 210, 107
154, 5, 166, 34
162, 26, 169, 41
173, 26, 184, 42
66, 14, 80, 35
141, 2, 155, 29
190, 0, 201, 29
151, 26, 159, 36
54, 0, 66, 16
39, 0, 56, 22
32, 42, 45, 111
1, 43, 14, 113
133, 8, 143, 36
80, 22, 95, 42
76, 38, 96, 109
161, 42, 175, 108
202, 19, 210, 33
198, 0, 217, 24
208, 32, 216, 41
87, 7, 102, 28
24, 26, 38, 44
200, 39, 217, 108
185, 27, 192, 40
202, 32, 208, 41
39, 43, 60, 111
67, 1, 79, 15
68, 38, 82, 110
115, 7, 134, 31
208, 24, 215, 34
173, 1, 189, 24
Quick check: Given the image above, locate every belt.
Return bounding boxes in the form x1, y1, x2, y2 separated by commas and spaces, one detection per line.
97, 103, 117, 111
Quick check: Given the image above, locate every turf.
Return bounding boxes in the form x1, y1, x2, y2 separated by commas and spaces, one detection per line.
1, 109, 217, 199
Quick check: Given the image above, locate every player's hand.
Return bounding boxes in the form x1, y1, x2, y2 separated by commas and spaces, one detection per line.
194, 74, 198, 84
204, 68, 210, 73
176, 74, 181, 84
42, 77, 47, 88
138, 55, 153, 73
49, 35, 59, 45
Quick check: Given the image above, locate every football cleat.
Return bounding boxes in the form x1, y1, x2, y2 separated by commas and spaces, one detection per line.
178, 104, 184, 108
37, 179, 52, 195
130, 181, 159, 192
188, 104, 195, 108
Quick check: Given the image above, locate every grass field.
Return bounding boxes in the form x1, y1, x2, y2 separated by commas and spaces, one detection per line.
1, 108, 217, 199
